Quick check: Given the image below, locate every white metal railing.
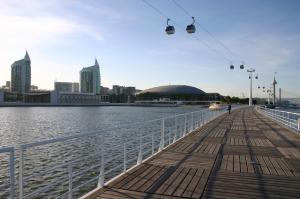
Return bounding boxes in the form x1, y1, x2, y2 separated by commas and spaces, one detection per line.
0, 147, 15, 199
256, 106, 300, 132
0, 108, 230, 199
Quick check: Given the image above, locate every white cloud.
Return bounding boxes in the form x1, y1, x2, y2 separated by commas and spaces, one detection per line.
0, 0, 106, 87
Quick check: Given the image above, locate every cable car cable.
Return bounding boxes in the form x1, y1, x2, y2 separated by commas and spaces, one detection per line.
142, 0, 232, 63
171, 0, 243, 62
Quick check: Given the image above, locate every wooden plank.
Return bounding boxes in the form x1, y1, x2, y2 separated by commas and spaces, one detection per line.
173, 168, 197, 196
181, 169, 204, 198
163, 168, 189, 195
240, 155, 248, 173
233, 155, 240, 172
153, 167, 184, 194
88, 107, 300, 199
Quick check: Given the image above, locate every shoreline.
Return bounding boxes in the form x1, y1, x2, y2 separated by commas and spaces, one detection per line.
0, 103, 181, 107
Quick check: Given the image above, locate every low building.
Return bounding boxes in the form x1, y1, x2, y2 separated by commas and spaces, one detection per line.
51, 91, 109, 104
1, 81, 11, 91
112, 85, 136, 95
31, 85, 38, 90
72, 83, 79, 92
55, 82, 79, 93
24, 92, 50, 103
0, 91, 4, 103
100, 86, 110, 95
6, 81, 10, 89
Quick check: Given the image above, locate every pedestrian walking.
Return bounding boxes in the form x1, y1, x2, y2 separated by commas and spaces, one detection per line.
227, 104, 231, 114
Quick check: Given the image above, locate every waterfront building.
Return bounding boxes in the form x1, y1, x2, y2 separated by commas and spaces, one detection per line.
0, 91, 4, 103
55, 82, 79, 93
112, 85, 136, 95
80, 59, 101, 94
1, 81, 10, 91
72, 82, 79, 92
50, 91, 109, 104
100, 86, 110, 95
31, 85, 38, 90
11, 51, 31, 94
6, 81, 10, 89
24, 92, 50, 103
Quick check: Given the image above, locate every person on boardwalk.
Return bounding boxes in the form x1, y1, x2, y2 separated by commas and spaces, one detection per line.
227, 104, 231, 114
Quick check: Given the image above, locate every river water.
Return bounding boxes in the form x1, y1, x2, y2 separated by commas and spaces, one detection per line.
0, 106, 208, 198
0, 106, 208, 147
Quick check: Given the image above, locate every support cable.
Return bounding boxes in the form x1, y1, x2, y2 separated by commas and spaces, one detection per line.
171, 0, 242, 62
142, 0, 232, 63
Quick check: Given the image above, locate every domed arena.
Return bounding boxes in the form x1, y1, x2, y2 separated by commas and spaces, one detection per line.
138, 85, 205, 95
136, 85, 221, 101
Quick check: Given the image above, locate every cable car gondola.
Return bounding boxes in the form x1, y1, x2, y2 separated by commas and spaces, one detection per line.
240, 64, 244, 69
186, 17, 196, 34
230, 65, 234, 70
165, 19, 175, 35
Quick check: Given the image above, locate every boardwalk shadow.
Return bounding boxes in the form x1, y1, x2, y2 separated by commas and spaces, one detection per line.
142, 111, 230, 198
204, 108, 270, 199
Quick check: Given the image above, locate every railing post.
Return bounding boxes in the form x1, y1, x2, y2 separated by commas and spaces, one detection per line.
184, 114, 187, 136
298, 118, 300, 132
173, 116, 177, 143
123, 143, 127, 172
9, 149, 15, 199
159, 119, 165, 151
137, 130, 142, 164
98, 134, 104, 188
68, 163, 73, 199
19, 146, 24, 199
191, 112, 194, 131
151, 131, 154, 154
201, 111, 203, 126
168, 127, 171, 145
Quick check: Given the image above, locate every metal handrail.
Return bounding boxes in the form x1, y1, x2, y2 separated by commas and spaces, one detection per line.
0, 147, 15, 199
256, 106, 300, 132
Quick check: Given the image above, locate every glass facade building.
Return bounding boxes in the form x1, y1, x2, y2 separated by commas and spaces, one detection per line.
80, 59, 101, 94
11, 51, 31, 94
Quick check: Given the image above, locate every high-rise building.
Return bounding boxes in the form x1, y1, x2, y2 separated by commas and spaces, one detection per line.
55, 82, 79, 93
80, 59, 101, 94
11, 51, 31, 94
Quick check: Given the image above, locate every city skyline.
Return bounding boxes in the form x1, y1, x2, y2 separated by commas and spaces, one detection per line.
0, 0, 300, 97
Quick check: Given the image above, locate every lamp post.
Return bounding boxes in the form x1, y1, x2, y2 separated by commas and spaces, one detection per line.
230, 64, 258, 106
272, 76, 277, 106
247, 68, 256, 106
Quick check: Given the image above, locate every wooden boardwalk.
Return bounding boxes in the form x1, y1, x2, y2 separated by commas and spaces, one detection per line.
86, 107, 300, 199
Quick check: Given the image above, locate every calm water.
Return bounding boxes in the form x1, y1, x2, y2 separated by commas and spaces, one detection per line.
0, 106, 205, 147
0, 106, 207, 198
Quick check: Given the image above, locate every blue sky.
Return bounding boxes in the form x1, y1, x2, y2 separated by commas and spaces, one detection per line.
0, 0, 299, 97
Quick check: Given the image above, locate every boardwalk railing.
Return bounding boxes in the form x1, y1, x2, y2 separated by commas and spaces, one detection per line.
256, 106, 300, 132
0, 108, 229, 199
0, 147, 15, 199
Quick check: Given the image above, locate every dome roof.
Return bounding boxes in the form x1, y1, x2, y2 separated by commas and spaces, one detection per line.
138, 85, 205, 95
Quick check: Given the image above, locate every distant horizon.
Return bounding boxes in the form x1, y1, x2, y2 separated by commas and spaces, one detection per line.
1, 0, 300, 98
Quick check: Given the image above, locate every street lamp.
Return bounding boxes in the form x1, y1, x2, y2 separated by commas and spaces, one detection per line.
229, 64, 258, 106
247, 68, 256, 106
